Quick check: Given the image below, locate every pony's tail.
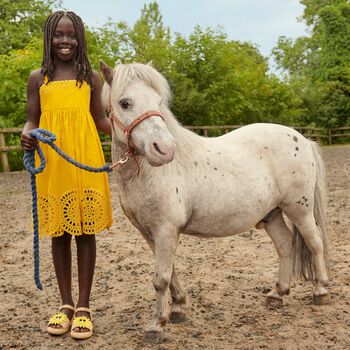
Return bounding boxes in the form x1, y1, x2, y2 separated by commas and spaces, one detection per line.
293, 141, 329, 281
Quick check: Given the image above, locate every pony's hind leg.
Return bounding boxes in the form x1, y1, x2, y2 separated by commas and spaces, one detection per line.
264, 210, 294, 308
288, 211, 330, 304
169, 263, 186, 323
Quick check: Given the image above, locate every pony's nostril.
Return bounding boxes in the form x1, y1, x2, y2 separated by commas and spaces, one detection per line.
153, 142, 166, 155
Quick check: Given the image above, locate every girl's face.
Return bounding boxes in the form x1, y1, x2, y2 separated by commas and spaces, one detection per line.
52, 16, 78, 63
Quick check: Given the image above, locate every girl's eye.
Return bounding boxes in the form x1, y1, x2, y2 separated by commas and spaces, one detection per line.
119, 99, 130, 109
53, 33, 76, 40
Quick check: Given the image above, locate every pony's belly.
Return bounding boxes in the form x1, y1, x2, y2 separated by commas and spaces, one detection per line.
181, 214, 255, 238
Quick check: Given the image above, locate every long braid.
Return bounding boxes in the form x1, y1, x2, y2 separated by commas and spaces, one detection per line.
41, 11, 94, 88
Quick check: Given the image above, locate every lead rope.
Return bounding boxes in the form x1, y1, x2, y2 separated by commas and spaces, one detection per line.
23, 128, 113, 290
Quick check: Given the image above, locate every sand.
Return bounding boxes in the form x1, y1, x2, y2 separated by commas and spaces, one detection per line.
0, 145, 349, 350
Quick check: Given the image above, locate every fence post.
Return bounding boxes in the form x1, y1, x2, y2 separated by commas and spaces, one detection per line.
0, 130, 10, 172
328, 129, 332, 145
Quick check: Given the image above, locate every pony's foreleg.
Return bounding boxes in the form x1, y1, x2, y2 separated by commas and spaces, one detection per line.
264, 211, 294, 308
145, 225, 179, 343
169, 263, 186, 323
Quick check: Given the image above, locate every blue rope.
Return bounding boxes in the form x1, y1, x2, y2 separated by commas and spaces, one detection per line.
23, 128, 112, 290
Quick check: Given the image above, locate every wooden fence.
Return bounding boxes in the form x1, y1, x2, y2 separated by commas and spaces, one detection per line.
1, 125, 350, 172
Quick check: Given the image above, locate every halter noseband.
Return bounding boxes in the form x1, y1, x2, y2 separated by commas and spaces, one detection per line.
108, 96, 164, 170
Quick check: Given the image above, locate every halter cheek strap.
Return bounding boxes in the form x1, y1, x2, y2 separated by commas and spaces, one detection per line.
108, 96, 164, 171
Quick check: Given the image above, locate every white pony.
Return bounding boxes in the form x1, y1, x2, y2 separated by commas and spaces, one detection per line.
100, 61, 330, 343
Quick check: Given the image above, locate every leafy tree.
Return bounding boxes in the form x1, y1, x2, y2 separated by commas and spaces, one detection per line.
0, 38, 42, 128
169, 26, 303, 126
273, 0, 350, 127
0, 0, 57, 55
129, 2, 172, 71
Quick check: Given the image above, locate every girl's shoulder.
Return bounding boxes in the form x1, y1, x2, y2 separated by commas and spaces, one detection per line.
92, 69, 102, 84
28, 69, 44, 90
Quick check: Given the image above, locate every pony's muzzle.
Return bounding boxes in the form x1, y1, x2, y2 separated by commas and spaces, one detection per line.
147, 138, 176, 166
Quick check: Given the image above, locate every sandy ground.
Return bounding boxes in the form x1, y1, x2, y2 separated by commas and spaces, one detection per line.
0, 145, 349, 350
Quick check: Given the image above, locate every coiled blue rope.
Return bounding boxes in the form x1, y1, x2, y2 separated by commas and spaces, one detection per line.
23, 128, 112, 290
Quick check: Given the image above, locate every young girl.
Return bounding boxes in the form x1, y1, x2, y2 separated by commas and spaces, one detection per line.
21, 11, 113, 340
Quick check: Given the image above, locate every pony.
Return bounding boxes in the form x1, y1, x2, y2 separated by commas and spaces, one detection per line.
100, 61, 330, 343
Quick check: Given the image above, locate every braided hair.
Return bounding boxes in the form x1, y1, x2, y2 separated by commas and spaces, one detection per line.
41, 11, 94, 88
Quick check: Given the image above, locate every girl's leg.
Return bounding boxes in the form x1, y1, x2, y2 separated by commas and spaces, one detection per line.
51, 232, 74, 327
73, 234, 96, 333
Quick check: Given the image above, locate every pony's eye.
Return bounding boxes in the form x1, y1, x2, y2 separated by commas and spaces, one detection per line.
119, 99, 130, 110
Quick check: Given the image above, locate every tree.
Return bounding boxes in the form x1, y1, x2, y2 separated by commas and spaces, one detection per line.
0, 0, 57, 55
273, 0, 350, 127
169, 26, 303, 126
129, 2, 172, 71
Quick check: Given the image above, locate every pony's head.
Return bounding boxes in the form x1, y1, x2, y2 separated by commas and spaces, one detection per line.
100, 61, 175, 167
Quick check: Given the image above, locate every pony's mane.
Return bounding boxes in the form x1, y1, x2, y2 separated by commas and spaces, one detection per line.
102, 63, 205, 160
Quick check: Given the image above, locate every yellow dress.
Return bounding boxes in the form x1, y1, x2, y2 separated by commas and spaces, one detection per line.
36, 79, 113, 238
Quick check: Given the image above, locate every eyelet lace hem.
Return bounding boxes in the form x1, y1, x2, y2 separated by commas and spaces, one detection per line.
37, 188, 112, 237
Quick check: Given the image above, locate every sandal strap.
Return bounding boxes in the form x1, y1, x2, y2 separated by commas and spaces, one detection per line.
75, 307, 91, 314
48, 311, 69, 325
59, 304, 75, 312
72, 316, 93, 330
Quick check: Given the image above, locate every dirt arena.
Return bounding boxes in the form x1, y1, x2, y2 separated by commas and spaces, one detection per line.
0, 145, 349, 350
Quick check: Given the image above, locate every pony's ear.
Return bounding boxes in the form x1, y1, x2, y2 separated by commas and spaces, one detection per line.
147, 60, 153, 67
99, 60, 113, 85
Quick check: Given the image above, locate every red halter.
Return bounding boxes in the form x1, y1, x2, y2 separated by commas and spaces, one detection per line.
108, 96, 164, 170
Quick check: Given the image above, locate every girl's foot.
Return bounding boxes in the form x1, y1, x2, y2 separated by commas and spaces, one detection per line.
70, 307, 93, 339
47, 304, 75, 335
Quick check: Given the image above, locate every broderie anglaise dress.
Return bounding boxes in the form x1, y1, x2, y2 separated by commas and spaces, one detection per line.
36, 79, 112, 237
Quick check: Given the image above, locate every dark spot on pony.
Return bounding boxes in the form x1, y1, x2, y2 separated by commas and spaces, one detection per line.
214, 167, 218, 171
295, 147, 299, 151
294, 154, 297, 157
194, 161, 198, 167
176, 187, 178, 194
293, 136, 298, 142
287, 133, 291, 137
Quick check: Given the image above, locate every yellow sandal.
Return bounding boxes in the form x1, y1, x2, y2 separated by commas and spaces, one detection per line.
47, 304, 75, 335
70, 307, 93, 340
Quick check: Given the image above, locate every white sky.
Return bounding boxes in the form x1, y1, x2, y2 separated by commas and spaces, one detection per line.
59, 0, 308, 58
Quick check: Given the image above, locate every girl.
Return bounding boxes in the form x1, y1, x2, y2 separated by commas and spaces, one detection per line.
21, 11, 113, 340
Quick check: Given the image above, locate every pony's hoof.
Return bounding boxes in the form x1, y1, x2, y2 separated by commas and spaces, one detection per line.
313, 293, 330, 305
265, 295, 283, 309
170, 311, 186, 324
144, 330, 163, 344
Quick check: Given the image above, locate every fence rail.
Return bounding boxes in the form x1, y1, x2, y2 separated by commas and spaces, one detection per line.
1, 125, 350, 172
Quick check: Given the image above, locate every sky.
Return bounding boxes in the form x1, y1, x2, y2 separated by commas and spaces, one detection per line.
59, 0, 308, 59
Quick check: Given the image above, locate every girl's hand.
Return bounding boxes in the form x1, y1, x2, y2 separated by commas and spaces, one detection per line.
21, 131, 38, 151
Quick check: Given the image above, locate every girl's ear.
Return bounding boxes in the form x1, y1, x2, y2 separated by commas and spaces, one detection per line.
99, 60, 113, 85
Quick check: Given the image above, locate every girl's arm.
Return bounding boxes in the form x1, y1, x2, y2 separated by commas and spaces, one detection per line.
90, 70, 112, 136
21, 70, 41, 150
